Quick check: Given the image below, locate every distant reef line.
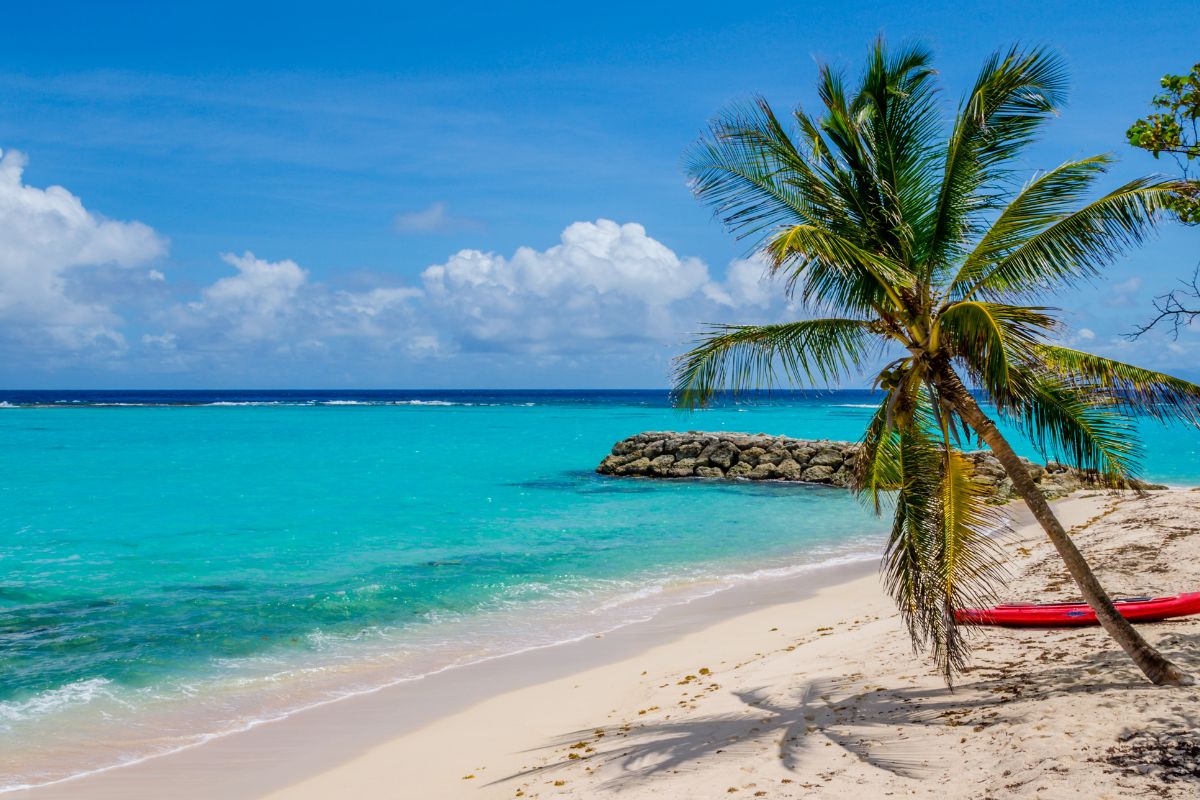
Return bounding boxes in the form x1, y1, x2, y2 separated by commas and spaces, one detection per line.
596, 431, 1165, 503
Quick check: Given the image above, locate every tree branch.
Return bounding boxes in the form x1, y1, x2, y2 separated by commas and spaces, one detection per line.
1127, 264, 1200, 340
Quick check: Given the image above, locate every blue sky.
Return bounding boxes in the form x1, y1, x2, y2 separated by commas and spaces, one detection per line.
0, 0, 1196, 388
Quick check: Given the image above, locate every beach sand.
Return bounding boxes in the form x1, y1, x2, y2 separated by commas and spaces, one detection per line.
24, 490, 1200, 799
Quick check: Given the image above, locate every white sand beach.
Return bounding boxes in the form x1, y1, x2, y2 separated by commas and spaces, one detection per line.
23, 489, 1200, 800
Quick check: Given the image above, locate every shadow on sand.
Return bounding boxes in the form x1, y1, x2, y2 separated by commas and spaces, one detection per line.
497, 632, 1200, 792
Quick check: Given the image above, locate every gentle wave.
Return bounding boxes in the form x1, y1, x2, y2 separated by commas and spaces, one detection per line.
0, 679, 116, 727
0, 547, 880, 794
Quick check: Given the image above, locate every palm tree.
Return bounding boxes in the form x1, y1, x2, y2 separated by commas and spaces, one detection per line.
674, 40, 1200, 686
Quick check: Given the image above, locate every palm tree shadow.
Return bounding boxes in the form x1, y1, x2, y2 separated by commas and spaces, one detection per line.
495, 645, 1170, 794
496, 679, 950, 790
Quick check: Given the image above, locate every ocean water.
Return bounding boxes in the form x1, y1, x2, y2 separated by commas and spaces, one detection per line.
2, 389, 1199, 791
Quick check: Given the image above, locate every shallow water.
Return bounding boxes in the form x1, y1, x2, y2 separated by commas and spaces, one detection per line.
1, 389, 1197, 790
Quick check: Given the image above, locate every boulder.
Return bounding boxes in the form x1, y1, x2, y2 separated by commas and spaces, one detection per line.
810, 448, 845, 468
789, 446, 815, 463
757, 449, 786, 466
749, 463, 778, 479
775, 458, 804, 480
612, 440, 641, 456
649, 454, 676, 475
726, 462, 753, 478
668, 457, 698, 477
597, 454, 622, 474
695, 466, 725, 478
615, 457, 651, 475
802, 464, 835, 482
740, 446, 766, 466
700, 440, 740, 469
829, 466, 851, 487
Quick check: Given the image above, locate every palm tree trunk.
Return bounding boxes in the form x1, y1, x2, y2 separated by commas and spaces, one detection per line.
936, 367, 1194, 687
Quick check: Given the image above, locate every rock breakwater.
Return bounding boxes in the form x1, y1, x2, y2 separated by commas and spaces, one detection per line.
596, 431, 1164, 502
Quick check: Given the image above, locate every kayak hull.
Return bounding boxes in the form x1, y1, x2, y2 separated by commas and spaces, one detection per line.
955, 592, 1200, 627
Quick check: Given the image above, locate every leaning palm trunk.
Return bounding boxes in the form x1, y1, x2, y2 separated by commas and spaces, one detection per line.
675, 40, 1200, 685
936, 367, 1194, 686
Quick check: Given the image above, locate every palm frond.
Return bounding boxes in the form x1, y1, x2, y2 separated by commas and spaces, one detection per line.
879, 414, 943, 657
855, 393, 1005, 684
855, 38, 944, 266
852, 372, 923, 509
927, 46, 1068, 274
936, 301, 1057, 396
1000, 367, 1141, 480
932, 449, 1006, 681
946, 156, 1112, 293
874, 402, 1004, 684
957, 178, 1183, 301
671, 318, 879, 409
936, 299, 1060, 402
1035, 345, 1200, 425
765, 224, 912, 315
684, 98, 841, 245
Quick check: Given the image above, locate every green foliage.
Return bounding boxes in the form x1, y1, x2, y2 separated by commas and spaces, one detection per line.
1126, 63, 1200, 224
673, 40, 1200, 683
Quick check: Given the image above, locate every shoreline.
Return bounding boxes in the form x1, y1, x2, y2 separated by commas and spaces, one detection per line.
19, 491, 1200, 798
14, 536, 891, 799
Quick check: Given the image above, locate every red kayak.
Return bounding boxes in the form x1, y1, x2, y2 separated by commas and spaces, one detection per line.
956, 592, 1200, 627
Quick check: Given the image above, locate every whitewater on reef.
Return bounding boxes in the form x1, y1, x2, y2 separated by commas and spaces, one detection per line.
2, 389, 1199, 791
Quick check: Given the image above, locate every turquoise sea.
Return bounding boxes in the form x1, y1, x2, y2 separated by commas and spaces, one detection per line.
3, 389, 1200, 791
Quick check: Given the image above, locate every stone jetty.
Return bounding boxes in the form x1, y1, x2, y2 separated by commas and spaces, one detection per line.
596, 431, 1163, 503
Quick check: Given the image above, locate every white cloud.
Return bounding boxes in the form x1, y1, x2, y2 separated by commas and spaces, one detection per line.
0, 147, 166, 352
394, 201, 480, 234
418, 219, 784, 351
161, 251, 422, 362
702, 256, 781, 309
0, 176, 798, 379
1077, 327, 1095, 341
140, 219, 795, 378
182, 251, 309, 340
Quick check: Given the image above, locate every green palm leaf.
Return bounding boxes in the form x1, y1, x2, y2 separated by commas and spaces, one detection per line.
927, 46, 1069, 274
872, 401, 1004, 684
948, 156, 1112, 293
671, 318, 879, 409
999, 367, 1140, 483
931, 449, 1006, 681
1035, 345, 1200, 425
960, 177, 1182, 300
936, 301, 1056, 395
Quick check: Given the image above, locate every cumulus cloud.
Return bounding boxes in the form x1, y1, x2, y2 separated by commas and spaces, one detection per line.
153, 220, 789, 371
182, 251, 309, 340
418, 219, 789, 352
158, 251, 423, 363
394, 201, 481, 234
0, 167, 797, 380
703, 257, 780, 309
134, 219, 798, 381
0, 147, 167, 352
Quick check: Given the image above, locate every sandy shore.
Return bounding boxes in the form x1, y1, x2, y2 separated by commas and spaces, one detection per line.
21, 490, 1200, 799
